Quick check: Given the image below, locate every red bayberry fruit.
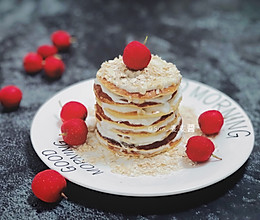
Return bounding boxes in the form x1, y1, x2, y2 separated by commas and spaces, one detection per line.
60, 101, 88, 122
186, 136, 221, 162
123, 40, 151, 70
0, 85, 22, 109
37, 44, 58, 59
31, 169, 67, 203
51, 30, 71, 51
61, 118, 88, 146
23, 52, 43, 74
198, 110, 224, 135
43, 56, 65, 79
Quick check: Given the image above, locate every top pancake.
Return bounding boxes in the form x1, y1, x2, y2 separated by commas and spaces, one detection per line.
96, 55, 182, 100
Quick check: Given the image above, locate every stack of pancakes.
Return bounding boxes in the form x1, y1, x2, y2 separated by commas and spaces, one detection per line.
94, 55, 182, 156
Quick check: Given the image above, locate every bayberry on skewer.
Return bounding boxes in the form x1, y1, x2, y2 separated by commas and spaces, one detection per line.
198, 110, 224, 135
23, 52, 43, 74
123, 37, 151, 70
60, 101, 88, 122
51, 30, 71, 51
43, 56, 65, 79
0, 85, 23, 110
186, 136, 222, 162
60, 118, 88, 146
37, 44, 58, 59
31, 169, 67, 203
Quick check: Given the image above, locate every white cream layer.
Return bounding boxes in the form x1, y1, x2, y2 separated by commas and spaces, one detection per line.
98, 89, 182, 114
97, 116, 182, 146
102, 108, 162, 125
97, 112, 177, 132
96, 124, 183, 155
95, 78, 174, 104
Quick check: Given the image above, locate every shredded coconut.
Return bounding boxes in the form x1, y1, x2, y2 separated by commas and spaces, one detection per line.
96, 55, 182, 95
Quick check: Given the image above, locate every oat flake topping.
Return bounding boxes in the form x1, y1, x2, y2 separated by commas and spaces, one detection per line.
97, 55, 182, 95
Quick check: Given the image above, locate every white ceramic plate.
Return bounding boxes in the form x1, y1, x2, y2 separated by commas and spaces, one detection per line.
30, 78, 254, 197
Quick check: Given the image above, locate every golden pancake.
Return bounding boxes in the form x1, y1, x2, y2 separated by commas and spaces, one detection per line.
113, 113, 180, 137
101, 98, 181, 119
97, 75, 180, 101
94, 83, 177, 108
95, 120, 182, 157
96, 104, 177, 132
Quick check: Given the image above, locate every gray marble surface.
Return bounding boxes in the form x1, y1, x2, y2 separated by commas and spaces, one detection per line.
0, 0, 259, 219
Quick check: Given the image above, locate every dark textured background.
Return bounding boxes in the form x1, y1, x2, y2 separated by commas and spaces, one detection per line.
0, 0, 259, 219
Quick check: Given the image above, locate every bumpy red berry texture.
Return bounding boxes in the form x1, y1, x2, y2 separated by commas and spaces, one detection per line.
61, 118, 88, 146
31, 169, 67, 203
198, 110, 224, 135
37, 44, 58, 59
23, 52, 43, 74
43, 56, 65, 79
60, 101, 88, 122
0, 85, 23, 110
186, 136, 215, 162
51, 30, 71, 51
123, 40, 151, 70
